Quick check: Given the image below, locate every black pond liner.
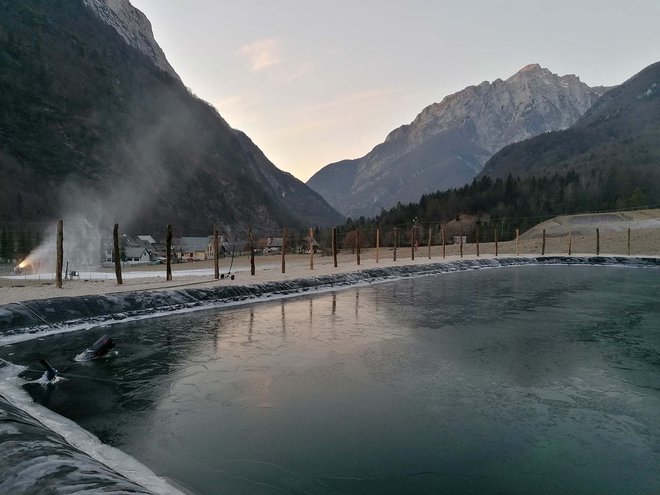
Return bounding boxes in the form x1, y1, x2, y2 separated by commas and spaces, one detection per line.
1, 255, 658, 494
2, 256, 659, 339
0, 392, 155, 494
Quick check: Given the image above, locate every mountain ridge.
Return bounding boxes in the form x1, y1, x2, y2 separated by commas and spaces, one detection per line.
0, 0, 343, 237
81, 0, 179, 80
369, 59, 660, 237
308, 64, 607, 218
480, 60, 660, 180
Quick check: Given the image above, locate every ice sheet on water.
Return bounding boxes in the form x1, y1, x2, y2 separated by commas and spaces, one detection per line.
2, 256, 659, 346
2, 263, 660, 494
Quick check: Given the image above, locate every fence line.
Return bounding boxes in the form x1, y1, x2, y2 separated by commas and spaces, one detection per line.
2, 213, 659, 284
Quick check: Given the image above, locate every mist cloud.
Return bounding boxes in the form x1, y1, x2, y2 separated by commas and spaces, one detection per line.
238, 38, 283, 72
22, 84, 220, 274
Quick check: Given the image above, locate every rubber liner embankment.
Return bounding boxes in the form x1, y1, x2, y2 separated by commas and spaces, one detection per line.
2, 256, 659, 337
0, 391, 155, 494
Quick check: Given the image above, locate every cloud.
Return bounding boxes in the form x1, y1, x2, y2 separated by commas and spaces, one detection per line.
238, 38, 283, 71
295, 88, 401, 116
282, 61, 313, 83
237, 38, 312, 83
269, 88, 403, 140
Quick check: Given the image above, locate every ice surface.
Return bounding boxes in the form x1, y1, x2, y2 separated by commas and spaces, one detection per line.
2, 256, 659, 345
2, 265, 659, 494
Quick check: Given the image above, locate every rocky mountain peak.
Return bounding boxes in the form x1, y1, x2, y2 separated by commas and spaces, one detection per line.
519, 63, 543, 72
308, 64, 607, 219
480, 60, 660, 184
507, 63, 576, 84
385, 64, 599, 156
81, 0, 180, 81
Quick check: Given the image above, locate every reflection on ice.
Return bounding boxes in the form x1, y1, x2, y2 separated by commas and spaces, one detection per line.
3, 256, 660, 343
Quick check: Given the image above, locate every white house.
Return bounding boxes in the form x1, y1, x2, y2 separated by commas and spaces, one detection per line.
124, 247, 150, 264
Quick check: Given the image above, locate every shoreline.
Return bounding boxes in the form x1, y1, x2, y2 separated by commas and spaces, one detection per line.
2, 255, 658, 341
2, 246, 659, 307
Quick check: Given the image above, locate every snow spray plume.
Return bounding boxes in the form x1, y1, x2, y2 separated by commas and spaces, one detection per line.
19, 212, 104, 273
19, 86, 222, 273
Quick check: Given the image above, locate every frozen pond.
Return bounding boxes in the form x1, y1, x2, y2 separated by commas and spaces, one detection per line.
2, 265, 660, 494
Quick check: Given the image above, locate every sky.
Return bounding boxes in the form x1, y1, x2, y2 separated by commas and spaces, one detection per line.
131, 0, 660, 182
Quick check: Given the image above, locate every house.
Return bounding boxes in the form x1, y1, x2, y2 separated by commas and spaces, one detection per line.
180, 236, 212, 261
206, 236, 245, 259
135, 235, 169, 261
204, 236, 233, 259
137, 235, 157, 245
221, 239, 241, 256
102, 233, 169, 263
103, 237, 114, 262
263, 237, 284, 254
298, 235, 320, 254
443, 214, 491, 243
124, 247, 150, 264
102, 235, 149, 262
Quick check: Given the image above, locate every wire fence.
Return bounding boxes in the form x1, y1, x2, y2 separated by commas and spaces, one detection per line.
2, 207, 659, 278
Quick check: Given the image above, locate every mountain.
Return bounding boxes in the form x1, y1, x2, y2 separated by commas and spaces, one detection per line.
480, 60, 660, 181
370, 61, 660, 237
307, 64, 607, 219
0, 0, 343, 236
80, 0, 179, 81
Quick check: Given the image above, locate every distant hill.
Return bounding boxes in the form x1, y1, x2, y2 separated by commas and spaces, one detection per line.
520, 209, 660, 240
481, 61, 660, 181
308, 64, 606, 219
0, 0, 343, 235
362, 61, 660, 242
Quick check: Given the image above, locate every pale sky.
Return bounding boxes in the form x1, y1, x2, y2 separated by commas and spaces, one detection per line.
131, 0, 660, 182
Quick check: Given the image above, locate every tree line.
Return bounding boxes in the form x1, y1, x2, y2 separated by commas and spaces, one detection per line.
337, 165, 660, 244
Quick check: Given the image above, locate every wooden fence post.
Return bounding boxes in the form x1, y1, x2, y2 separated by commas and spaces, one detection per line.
460, 225, 464, 258
281, 228, 287, 273
393, 227, 398, 261
568, 229, 572, 256
441, 227, 446, 259
166, 224, 172, 281
494, 229, 498, 257
249, 228, 255, 275
309, 227, 314, 270
411, 226, 415, 261
356, 228, 361, 265
332, 227, 337, 268
516, 228, 520, 256
627, 228, 631, 256
427, 227, 432, 259
56, 219, 63, 288
596, 228, 600, 255
114, 223, 123, 285
542, 229, 546, 256
476, 225, 480, 257
214, 226, 219, 280
376, 227, 380, 263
